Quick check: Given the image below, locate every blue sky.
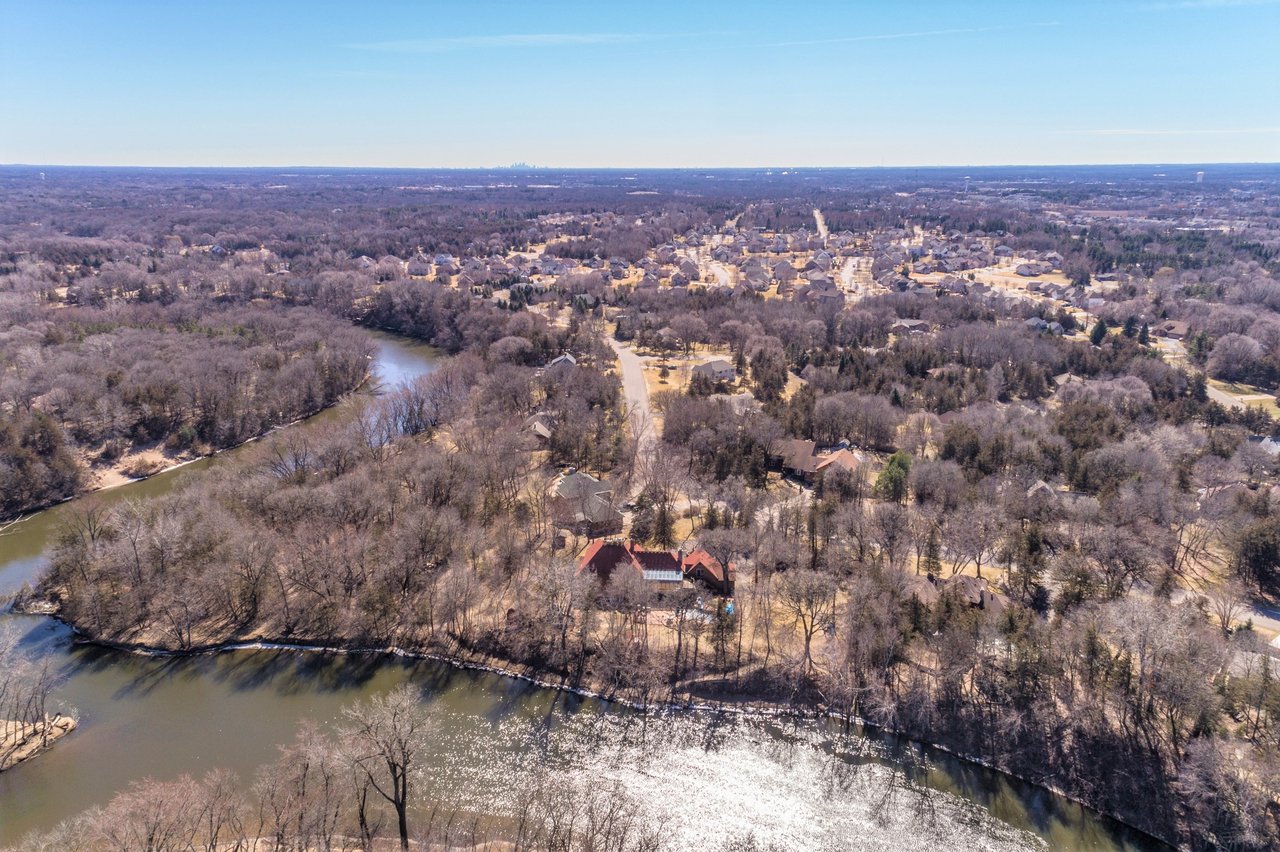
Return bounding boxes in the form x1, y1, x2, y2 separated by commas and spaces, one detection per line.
3, 0, 1278, 167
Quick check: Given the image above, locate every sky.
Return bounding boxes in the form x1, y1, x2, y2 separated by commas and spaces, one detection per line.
3, 0, 1279, 168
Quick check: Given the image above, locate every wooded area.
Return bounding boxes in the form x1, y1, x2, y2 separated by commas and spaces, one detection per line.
5, 165, 1280, 849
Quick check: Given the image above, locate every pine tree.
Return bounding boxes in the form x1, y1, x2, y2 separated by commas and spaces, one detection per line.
653, 503, 676, 548
1089, 318, 1108, 346
874, 451, 911, 503
923, 528, 942, 577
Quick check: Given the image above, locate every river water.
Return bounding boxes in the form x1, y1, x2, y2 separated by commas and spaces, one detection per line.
0, 331, 1162, 850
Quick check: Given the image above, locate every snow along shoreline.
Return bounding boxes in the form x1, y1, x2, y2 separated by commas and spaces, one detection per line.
10, 605, 1173, 849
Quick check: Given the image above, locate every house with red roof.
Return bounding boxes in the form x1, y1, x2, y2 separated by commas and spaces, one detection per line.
576, 540, 735, 595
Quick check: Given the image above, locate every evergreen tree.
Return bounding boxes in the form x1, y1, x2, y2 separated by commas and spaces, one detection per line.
874, 451, 911, 503
653, 502, 676, 548
923, 528, 942, 576
1190, 371, 1209, 403
1089, 318, 1109, 346
1187, 331, 1212, 364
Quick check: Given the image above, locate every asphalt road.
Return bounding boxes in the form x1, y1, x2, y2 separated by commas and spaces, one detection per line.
1170, 587, 1280, 641
608, 337, 656, 488
1205, 384, 1247, 411
813, 208, 829, 240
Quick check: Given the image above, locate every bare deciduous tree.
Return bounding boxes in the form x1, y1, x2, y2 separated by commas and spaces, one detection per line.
340, 685, 437, 850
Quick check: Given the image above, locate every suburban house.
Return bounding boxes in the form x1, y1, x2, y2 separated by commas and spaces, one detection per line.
741, 264, 771, 291
906, 574, 1010, 614
1157, 320, 1190, 340
777, 438, 822, 479
1248, 435, 1280, 456
691, 359, 736, 384
1024, 479, 1098, 514
680, 549, 734, 594
774, 440, 865, 484
547, 352, 577, 368
1024, 317, 1066, 335
551, 471, 623, 537
433, 255, 461, 277
576, 540, 735, 595
947, 575, 1010, 614
523, 412, 556, 443
889, 318, 930, 336
814, 448, 863, 480
1026, 479, 1057, 501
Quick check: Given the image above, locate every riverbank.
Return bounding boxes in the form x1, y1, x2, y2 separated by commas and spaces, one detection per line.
19, 605, 1172, 849
0, 715, 77, 772
0, 376, 374, 525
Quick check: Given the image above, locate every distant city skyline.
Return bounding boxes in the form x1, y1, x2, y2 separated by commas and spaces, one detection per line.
4, 0, 1278, 168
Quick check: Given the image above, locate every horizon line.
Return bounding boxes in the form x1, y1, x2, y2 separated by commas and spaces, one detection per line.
3, 160, 1278, 172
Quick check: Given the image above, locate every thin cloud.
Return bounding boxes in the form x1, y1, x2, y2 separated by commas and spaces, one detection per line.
763, 21, 1059, 48
348, 25, 1060, 58
1060, 127, 1280, 136
347, 33, 658, 53
307, 69, 402, 80
1142, 0, 1280, 9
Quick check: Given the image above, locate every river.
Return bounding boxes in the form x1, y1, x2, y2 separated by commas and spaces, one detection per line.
0, 331, 1163, 850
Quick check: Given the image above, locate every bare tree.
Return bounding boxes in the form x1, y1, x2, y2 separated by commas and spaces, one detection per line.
776, 569, 835, 676
1205, 578, 1250, 638
340, 685, 438, 850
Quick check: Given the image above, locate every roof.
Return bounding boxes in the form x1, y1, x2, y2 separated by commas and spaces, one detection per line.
524, 413, 555, 440
815, 449, 862, 476
946, 575, 1009, 614
578, 540, 678, 584
779, 438, 820, 474
693, 359, 735, 377
682, 548, 734, 586
577, 541, 638, 583
1026, 479, 1056, 498
552, 471, 622, 529
577, 541, 732, 589
555, 470, 609, 501
643, 568, 685, 584
904, 574, 941, 607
